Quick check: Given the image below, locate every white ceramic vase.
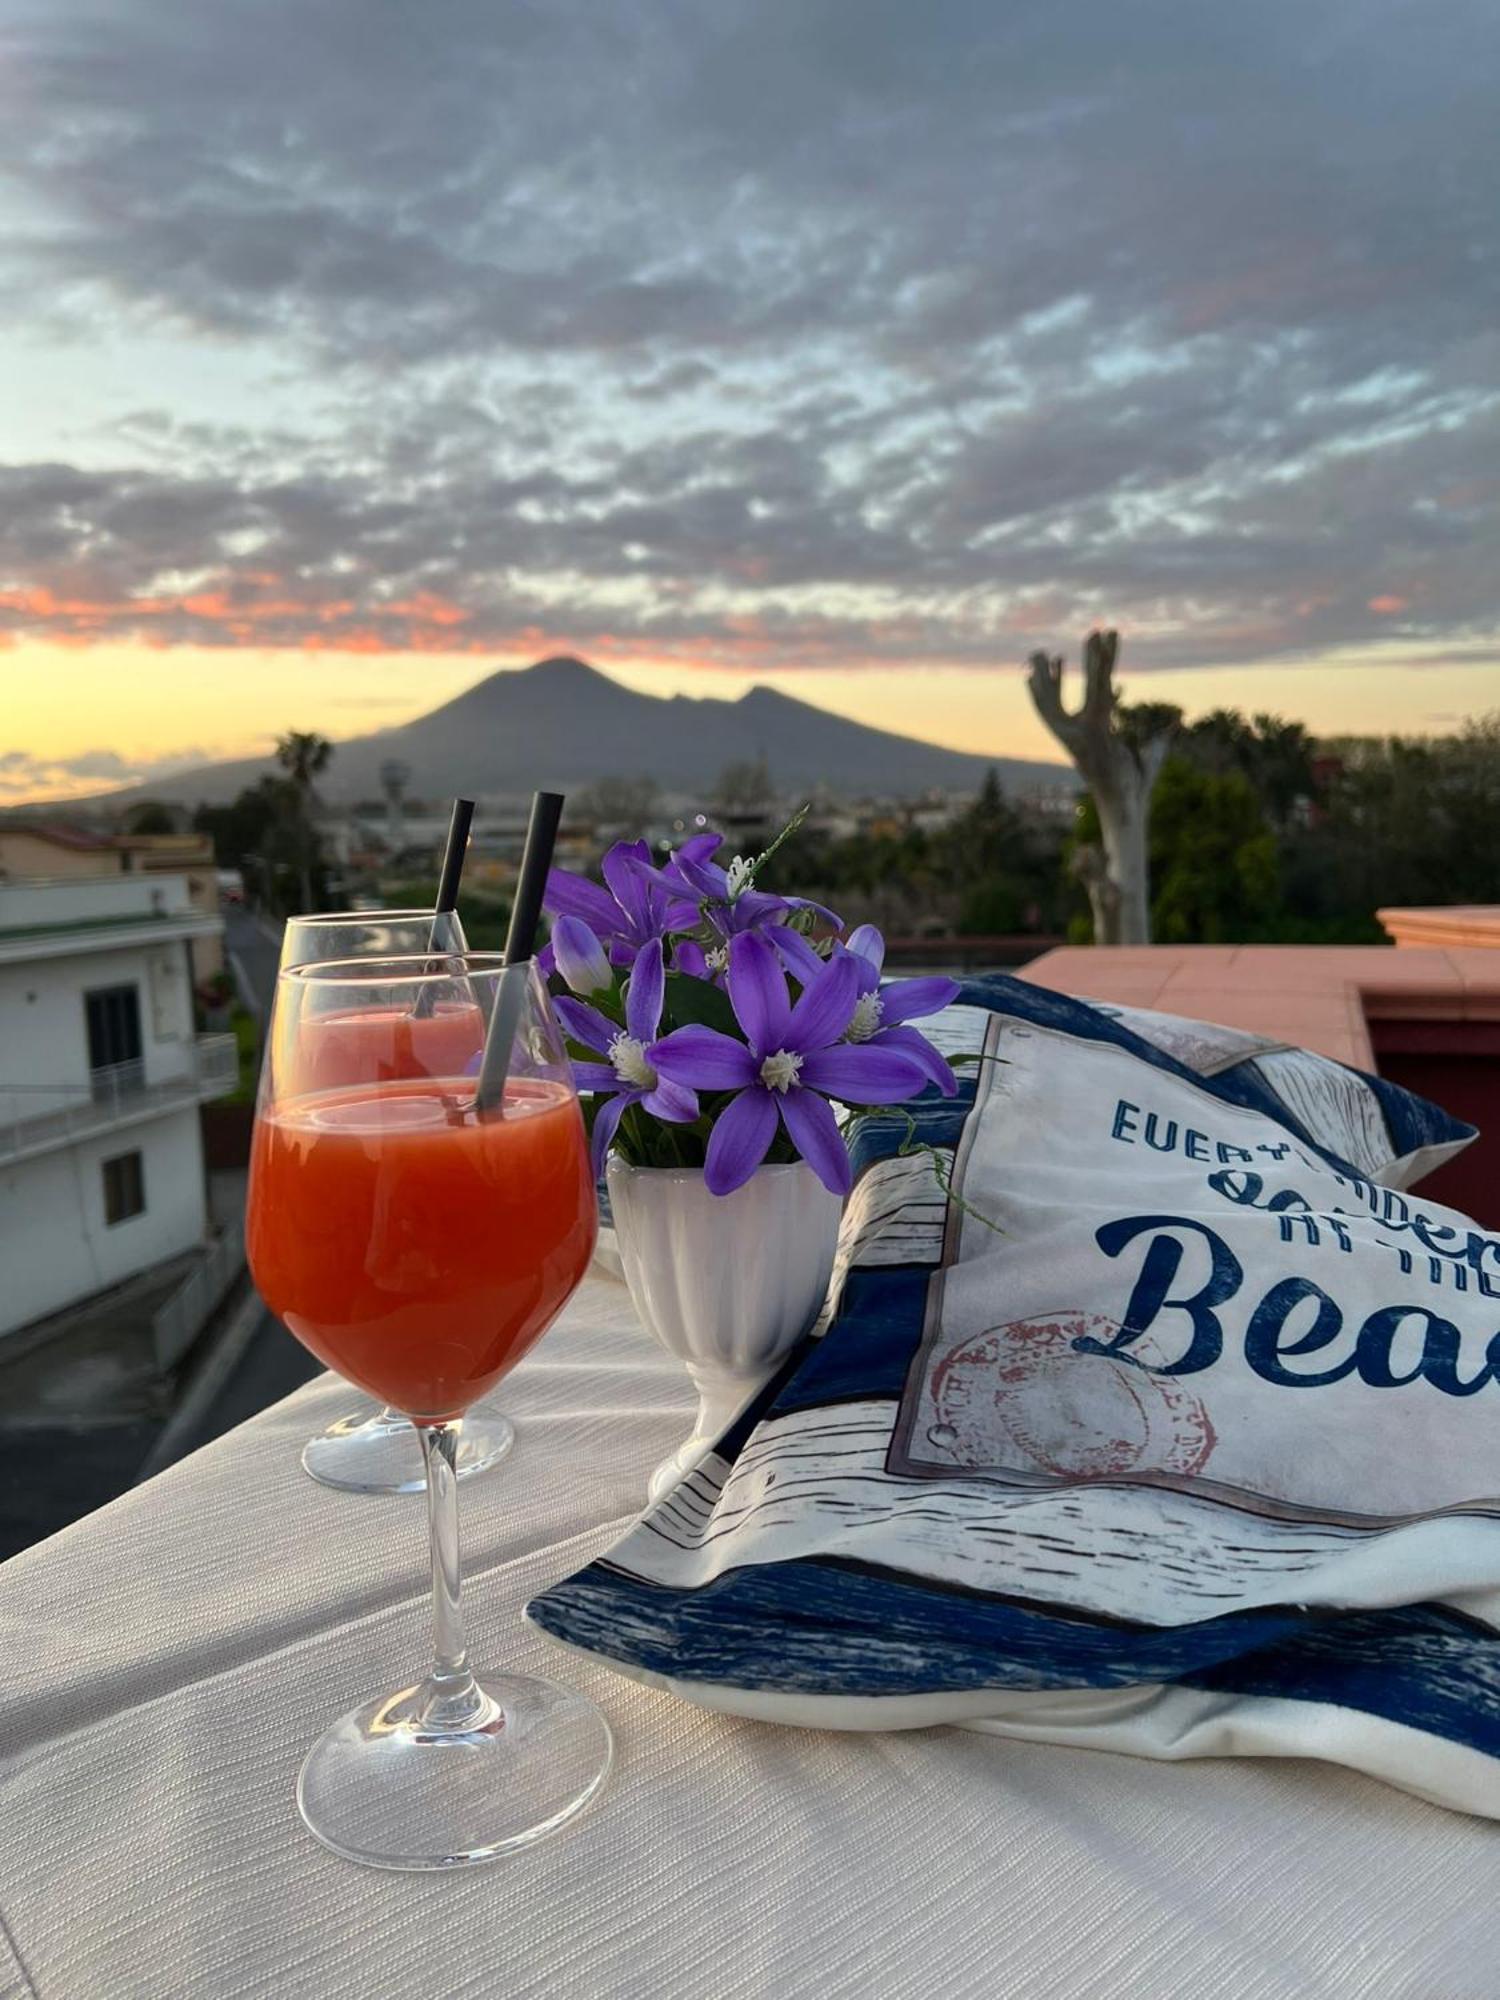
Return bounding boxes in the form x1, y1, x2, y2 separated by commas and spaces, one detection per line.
606, 1158, 844, 1502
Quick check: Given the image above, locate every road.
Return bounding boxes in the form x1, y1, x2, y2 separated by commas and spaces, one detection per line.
223, 904, 283, 1020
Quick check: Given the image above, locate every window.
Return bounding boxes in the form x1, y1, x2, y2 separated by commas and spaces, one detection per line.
102, 1151, 146, 1226
85, 984, 143, 1073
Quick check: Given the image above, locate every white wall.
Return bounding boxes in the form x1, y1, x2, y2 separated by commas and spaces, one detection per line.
0, 873, 191, 929
0, 942, 196, 1118
0, 1107, 208, 1337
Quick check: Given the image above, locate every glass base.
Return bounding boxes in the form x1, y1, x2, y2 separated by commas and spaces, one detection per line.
647, 1430, 717, 1504
296, 1672, 613, 1870
301, 1405, 515, 1495
646, 1373, 758, 1504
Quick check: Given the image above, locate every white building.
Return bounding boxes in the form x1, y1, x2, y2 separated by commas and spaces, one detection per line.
0, 874, 236, 1339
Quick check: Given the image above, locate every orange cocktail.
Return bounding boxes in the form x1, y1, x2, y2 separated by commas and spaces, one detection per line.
248, 1076, 595, 1418
277, 1002, 485, 1099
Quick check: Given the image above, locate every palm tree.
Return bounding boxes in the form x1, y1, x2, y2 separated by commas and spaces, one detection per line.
275, 731, 333, 912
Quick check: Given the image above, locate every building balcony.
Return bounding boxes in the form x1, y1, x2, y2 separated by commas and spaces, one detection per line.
0, 1033, 240, 1167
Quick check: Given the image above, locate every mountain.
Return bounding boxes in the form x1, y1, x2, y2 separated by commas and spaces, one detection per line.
60, 657, 1074, 807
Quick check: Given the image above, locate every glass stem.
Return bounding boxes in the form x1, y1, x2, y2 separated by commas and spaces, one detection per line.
416, 1421, 483, 1729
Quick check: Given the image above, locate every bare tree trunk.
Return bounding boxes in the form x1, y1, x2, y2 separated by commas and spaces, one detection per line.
1026, 631, 1174, 946
1070, 843, 1123, 944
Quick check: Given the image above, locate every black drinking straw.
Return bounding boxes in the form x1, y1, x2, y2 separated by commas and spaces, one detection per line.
473, 790, 565, 1114
434, 796, 475, 920
413, 797, 475, 1016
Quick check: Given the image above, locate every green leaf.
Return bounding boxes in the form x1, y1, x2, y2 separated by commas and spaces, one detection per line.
661, 972, 739, 1037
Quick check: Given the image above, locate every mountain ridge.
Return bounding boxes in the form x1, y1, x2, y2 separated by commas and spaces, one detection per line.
31, 657, 1075, 808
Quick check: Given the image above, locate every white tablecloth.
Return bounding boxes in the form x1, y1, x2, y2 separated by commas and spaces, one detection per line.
1, 1274, 1496, 2000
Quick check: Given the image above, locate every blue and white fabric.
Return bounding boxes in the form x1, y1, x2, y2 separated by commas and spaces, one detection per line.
529, 976, 1496, 1816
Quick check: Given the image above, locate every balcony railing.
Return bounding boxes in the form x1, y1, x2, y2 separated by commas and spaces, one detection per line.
91, 1058, 146, 1104
0, 1033, 239, 1166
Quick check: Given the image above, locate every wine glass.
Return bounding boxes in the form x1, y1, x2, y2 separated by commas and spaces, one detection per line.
276, 910, 516, 1493
247, 953, 611, 1867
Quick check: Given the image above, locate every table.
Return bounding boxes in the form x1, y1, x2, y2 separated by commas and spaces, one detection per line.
2, 1272, 1496, 2000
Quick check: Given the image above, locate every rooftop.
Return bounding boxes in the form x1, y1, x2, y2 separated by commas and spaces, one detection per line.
0, 819, 115, 852
1025, 942, 1500, 1070
1024, 938, 1500, 1228
1378, 906, 1500, 950
0, 871, 223, 962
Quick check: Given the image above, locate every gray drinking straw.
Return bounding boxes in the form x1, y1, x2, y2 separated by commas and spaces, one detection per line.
412, 797, 474, 1017
473, 791, 565, 1114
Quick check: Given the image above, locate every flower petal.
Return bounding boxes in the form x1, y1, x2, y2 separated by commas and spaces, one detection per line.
600, 840, 652, 933
554, 995, 617, 1057
786, 947, 861, 1051
674, 832, 724, 869
770, 925, 826, 986
569, 1059, 620, 1093
778, 1087, 852, 1197
879, 976, 961, 1025
641, 1077, 699, 1123
544, 866, 622, 936
673, 939, 711, 979
726, 931, 791, 1053
620, 853, 697, 929
704, 1086, 778, 1195
673, 853, 731, 903
798, 1041, 927, 1103
845, 924, 885, 974
871, 1024, 958, 1096
588, 1089, 632, 1179
722, 888, 792, 933
651, 1024, 758, 1090
552, 915, 613, 996
625, 937, 665, 1042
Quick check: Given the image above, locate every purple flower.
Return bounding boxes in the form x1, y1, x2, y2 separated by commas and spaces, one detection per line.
551, 915, 613, 996
765, 923, 828, 986
652, 932, 930, 1198
671, 937, 722, 981
843, 926, 961, 1094
544, 839, 702, 968
632, 835, 840, 943
554, 939, 699, 1176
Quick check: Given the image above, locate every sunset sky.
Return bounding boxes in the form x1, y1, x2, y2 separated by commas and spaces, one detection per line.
2, 0, 1497, 803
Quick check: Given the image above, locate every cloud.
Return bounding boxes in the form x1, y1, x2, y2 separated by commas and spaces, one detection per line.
0, 744, 213, 801
0, 0, 1494, 676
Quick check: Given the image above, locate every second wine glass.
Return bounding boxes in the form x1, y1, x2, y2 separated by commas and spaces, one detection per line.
247, 953, 611, 1866
275, 909, 515, 1492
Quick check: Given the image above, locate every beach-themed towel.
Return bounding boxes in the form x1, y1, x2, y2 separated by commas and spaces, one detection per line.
530, 977, 1496, 1816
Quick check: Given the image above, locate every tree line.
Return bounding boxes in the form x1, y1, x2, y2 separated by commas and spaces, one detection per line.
762, 707, 1500, 944
189, 704, 1500, 947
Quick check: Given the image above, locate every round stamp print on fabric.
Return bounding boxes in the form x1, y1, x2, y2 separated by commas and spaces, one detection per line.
928, 1311, 1217, 1481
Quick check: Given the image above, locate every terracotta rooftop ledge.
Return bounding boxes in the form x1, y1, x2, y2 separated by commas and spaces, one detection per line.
1020, 943, 1500, 1070
1379, 906, 1500, 950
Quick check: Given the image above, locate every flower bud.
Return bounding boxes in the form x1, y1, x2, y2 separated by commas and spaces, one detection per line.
552, 915, 612, 995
